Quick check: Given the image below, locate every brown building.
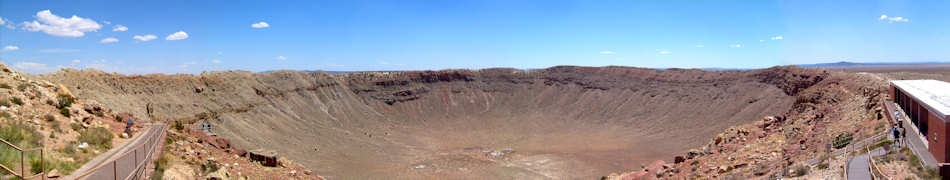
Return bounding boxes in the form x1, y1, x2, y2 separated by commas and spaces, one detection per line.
890, 80, 950, 173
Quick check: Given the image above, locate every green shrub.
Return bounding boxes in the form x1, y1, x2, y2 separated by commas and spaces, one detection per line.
0, 99, 10, 107
816, 162, 829, 169
0, 83, 11, 89
173, 121, 184, 132
78, 127, 113, 149
45, 114, 55, 122
833, 133, 853, 149
60, 108, 71, 117
0, 121, 42, 147
114, 115, 124, 122
94, 111, 104, 117
200, 159, 219, 173
10, 97, 22, 106
46, 99, 55, 106
56, 94, 75, 109
16, 83, 28, 91
151, 154, 170, 180
70, 123, 81, 132
790, 165, 809, 177
0, 121, 43, 169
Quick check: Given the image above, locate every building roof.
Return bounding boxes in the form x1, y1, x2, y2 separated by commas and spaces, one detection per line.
891, 80, 950, 119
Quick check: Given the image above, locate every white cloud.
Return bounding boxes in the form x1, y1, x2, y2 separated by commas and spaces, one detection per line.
276, 56, 287, 60
658, 50, 671, 55
212, 59, 222, 64
178, 61, 197, 69
771, 36, 784, 40
11, 62, 57, 74
2, 46, 19, 51
133, 34, 157, 42
72, 59, 81, 63
730, 44, 742, 48
759, 40, 765, 42
599, 50, 615, 55
165, 31, 188, 40
112, 25, 128, 32
251, 22, 269, 28
100, 37, 119, 43
0, 17, 12, 29
695, 45, 705, 48
38, 48, 80, 53
21, 10, 102, 37
879, 14, 909, 23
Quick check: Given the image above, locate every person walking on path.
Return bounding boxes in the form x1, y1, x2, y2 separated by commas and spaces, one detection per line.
893, 126, 901, 147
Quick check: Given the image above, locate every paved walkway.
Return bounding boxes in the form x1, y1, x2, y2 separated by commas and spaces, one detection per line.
886, 102, 939, 168
64, 123, 168, 179
847, 147, 886, 180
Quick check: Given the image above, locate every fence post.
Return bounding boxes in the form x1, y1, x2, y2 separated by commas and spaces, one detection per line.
113, 161, 118, 180
20, 150, 24, 178
42, 149, 46, 180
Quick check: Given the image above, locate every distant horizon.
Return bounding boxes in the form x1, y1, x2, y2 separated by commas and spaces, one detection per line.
7, 60, 949, 75
2, 1, 949, 74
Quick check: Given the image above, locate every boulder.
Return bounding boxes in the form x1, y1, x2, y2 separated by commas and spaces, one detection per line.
46, 169, 60, 178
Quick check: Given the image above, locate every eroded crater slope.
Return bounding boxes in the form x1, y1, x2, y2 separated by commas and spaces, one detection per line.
37, 66, 827, 179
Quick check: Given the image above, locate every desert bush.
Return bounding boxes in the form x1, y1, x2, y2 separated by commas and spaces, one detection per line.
151, 154, 171, 180
10, 97, 22, 105
114, 115, 124, 122
45, 114, 55, 122
16, 83, 28, 91
816, 162, 829, 170
173, 121, 184, 131
0, 121, 42, 147
94, 111, 104, 117
0, 111, 10, 119
790, 165, 809, 177
60, 108, 71, 117
0, 99, 10, 107
0, 83, 11, 89
833, 133, 853, 149
201, 159, 219, 173
56, 94, 74, 109
0, 121, 43, 169
79, 127, 113, 149
45, 99, 55, 106
70, 123, 81, 132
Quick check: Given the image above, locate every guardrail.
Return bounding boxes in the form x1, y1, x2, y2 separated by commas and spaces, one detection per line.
0, 137, 46, 180
70, 123, 167, 180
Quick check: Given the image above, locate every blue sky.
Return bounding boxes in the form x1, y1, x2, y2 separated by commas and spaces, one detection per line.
0, 0, 947, 74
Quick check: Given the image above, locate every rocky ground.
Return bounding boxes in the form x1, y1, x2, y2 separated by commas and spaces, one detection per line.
0, 63, 136, 179
155, 123, 323, 179
604, 69, 892, 179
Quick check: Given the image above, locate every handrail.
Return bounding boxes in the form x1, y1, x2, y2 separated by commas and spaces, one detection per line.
867, 145, 891, 180
0, 135, 46, 180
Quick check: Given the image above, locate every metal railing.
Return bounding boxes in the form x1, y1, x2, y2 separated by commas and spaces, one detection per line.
0, 137, 46, 180
70, 123, 168, 180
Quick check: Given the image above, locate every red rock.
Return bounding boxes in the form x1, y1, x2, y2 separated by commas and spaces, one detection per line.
674, 156, 685, 164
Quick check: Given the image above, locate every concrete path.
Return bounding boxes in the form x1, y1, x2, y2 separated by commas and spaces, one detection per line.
846, 147, 886, 180
64, 123, 167, 179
